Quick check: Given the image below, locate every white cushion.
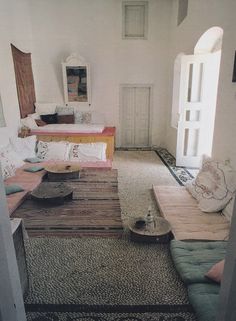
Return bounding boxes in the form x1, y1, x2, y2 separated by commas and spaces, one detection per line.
21, 116, 38, 129
37, 141, 70, 161
222, 197, 235, 222
28, 112, 41, 120
10, 135, 37, 160
69, 142, 107, 162
0, 144, 25, 180
35, 102, 57, 115
186, 157, 236, 212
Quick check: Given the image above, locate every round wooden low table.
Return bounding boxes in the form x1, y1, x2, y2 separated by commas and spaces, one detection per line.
128, 217, 172, 243
45, 164, 80, 181
31, 182, 73, 205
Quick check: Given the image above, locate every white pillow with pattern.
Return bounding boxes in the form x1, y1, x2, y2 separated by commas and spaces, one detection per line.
37, 141, 70, 161
186, 157, 236, 212
0, 144, 25, 180
69, 142, 107, 162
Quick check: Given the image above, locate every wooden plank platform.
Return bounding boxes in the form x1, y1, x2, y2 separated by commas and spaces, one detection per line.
12, 169, 123, 238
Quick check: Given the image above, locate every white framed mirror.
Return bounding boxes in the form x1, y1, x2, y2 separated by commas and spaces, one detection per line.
62, 53, 91, 106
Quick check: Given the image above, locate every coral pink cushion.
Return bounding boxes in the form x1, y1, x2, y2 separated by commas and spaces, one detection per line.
205, 259, 225, 283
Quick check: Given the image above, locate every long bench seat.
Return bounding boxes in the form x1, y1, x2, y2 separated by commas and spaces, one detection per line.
152, 185, 230, 241
5, 160, 112, 215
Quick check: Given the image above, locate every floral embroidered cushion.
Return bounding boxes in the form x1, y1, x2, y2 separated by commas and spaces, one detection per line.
37, 141, 70, 161
186, 157, 236, 212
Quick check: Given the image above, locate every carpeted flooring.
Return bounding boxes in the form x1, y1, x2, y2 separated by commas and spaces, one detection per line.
25, 238, 188, 305
26, 311, 197, 321
25, 151, 197, 321
25, 238, 197, 321
112, 150, 178, 224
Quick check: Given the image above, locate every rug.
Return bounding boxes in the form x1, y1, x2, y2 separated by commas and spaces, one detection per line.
26, 311, 197, 321
25, 238, 189, 306
155, 148, 195, 186
12, 169, 122, 238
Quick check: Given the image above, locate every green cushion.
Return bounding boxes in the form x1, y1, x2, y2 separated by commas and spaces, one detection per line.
25, 157, 42, 163
24, 166, 44, 172
170, 240, 227, 284
188, 283, 220, 321
5, 184, 24, 195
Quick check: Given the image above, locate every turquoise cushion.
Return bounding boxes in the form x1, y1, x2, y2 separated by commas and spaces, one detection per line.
25, 157, 42, 163
24, 166, 44, 172
170, 240, 227, 284
5, 184, 24, 195
188, 283, 220, 321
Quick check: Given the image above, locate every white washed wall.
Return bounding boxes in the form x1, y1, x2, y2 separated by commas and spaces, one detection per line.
0, 0, 33, 146
28, 0, 171, 147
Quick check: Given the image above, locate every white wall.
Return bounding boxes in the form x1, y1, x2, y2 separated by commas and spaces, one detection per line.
0, 0, 33, 146
28, 0, 171, 147
166, 0, 236, 170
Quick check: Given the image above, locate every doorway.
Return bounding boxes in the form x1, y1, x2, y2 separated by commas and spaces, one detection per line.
120, 85, 151, 148
174, 27, 223, 168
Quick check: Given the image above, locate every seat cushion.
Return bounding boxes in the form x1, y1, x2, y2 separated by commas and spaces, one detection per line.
170, 240, 227, 284
188, 283, 220, 321
152, 185, 230, 240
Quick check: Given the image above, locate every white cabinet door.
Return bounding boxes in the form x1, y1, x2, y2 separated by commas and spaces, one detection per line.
121, 86, 150, 147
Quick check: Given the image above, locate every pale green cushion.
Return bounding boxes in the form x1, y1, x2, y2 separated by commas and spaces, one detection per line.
5, 184, 24, 195
170, 240, 227, 284
24, 166, 44, 172
188, 283, 220, 321
25, 157, 42, 163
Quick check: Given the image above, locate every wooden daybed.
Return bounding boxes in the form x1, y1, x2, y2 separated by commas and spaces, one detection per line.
152, 185, 230, 241
30, 126, 115, 160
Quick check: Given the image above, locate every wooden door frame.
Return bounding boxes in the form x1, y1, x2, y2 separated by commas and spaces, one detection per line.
118, 83, 153, 148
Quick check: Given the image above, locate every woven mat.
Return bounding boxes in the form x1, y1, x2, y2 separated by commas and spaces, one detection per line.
12, 169, 123, 238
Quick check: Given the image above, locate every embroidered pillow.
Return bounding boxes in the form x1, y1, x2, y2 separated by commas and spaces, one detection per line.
37, 141, 70, 161
10, 135, 37, 160
186, 157, 236, 212
74, 110, 83, 124
69, 142, 107, 162
205, 259, 225, 283
55, 106, 74, 116
82, 112, 92, 124
0, 149, 16, 179
0, 144, 25, 180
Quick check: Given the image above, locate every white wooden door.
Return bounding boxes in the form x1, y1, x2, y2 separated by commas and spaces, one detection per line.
176, 52, 221, 168
121, 86, 150, 147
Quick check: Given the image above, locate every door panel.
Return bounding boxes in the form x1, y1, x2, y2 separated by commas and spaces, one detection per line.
176, 52, 221, 168
121, 86, 150, 147
134, 87, 150, 146
121, 87, 135, 147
